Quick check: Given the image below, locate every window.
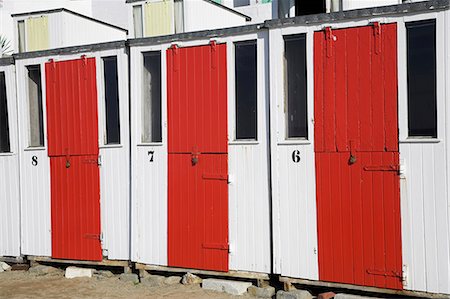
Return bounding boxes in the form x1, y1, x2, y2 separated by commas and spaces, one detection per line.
174, 0, 184, 34
285, 34, 307, 139
406, 19, 437, 138
234, 0, 250, 7
27, 65, 44, 147
295, 0, 325, 16
133, 5, 143, 38
18, 20, 25, 53
103, 57, 120, 144
142, 51, 162, 143
0, 72, 10, 153
235, 40, 257, 140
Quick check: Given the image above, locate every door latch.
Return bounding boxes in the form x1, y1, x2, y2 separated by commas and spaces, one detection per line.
191, 146, 199, 166
348, 140, 357, 165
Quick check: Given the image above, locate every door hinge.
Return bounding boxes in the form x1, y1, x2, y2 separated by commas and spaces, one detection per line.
210, 40, 217, 69
202, 243, 229, 251
367, 269, 403, 279
202, 174, 228, 181
170, 44, 179, 72
325, 27, 335, 58
372, 21, 382, 55
84, 234, 101, 240
363, 165, 399, 172
98, 155, 102, 167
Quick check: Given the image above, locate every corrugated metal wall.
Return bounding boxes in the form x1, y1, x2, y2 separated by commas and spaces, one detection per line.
26, 16, 50, 52
0, 64, 21, 258
269, 28, 319, 280
144, 0, 174, 37
397, 11, 450, 294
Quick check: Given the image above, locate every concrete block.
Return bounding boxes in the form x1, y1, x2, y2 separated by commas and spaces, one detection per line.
65, 266, 94, 279
119, 273, 139, 284
248, 285, 276, 298
277, 290, 313, 299
0, 262, 11, 271
141, 274, 165, 287
335, 294, 383, 299
182, 272, 202, 285
318, 292, 335, 299
202, 278, 252, 296
94, 270, 114, 278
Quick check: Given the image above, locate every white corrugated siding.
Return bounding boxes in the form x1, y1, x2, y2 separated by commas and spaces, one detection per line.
227, 34, 271, 273
0, 64, 20, 258
397, 11, 450, 295
18, 49, 130, 260
269, 28, 319, 280
16, 57, 52, 257
130, 45, 168, 266
96, 49, 130, 261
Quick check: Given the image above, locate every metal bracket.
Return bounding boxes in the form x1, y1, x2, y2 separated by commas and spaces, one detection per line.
373, 22, 382, 55
325, 27, 334, 58
367, 269, 403, 279
170, 44, 180, 72
210, 40, 217, 69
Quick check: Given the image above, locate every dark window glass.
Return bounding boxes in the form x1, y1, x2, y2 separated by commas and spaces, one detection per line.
285, 34, 307, 138
295, 0, 325, 16
235, 40, 257, 140
103, 57, 121, 144
142, 51, 162, 143
27, 65, 44, 147
406, 19, 437, 138
0, 72, 10, 153
234, 0, 250, 7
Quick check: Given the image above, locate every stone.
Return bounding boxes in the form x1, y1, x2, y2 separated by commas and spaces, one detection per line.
334, 294, 382, 299
182, 272, 202, 285
65, 266, 94, 279
0, 262, 11, 271
94, 270, 114, 278
276, 290, 314, 299
119, 273, 139, 284
165, 276, 181, 285
202, 278, 252, 296
318, 292, 336, 299
141, 274, 165, 287
29, 265, 62, 277
248, 285, 276, 298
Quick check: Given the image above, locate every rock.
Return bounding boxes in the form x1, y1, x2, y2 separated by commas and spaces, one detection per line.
65, 266, 94, 279
0, 267, 3, 273
119, 273, 139, 284
0, 262, 11, 271
94, 270, 114, 278
141, 274, 165, 287
202, 278, 252, 296
182, 272, 202, 285
11, 264, 29, 271
248, 285, 276, 298
29, 265, 62, 277
277, 290, 313, 299
334, 294, 382, 299
318, 292, 336, 299
165, 276, 181, 285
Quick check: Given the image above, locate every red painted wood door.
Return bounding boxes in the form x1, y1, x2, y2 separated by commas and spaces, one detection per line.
167, 43, 228, 271
45, 58, 102, 261
314, 24, 403, 289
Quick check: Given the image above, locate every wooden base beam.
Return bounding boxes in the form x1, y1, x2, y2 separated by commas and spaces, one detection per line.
27, 256, 130, 273
279, 276, 449, 299
135, 263, 269, 280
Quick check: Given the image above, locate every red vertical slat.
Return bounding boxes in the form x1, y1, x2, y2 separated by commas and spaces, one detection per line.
371, 27, 385, 151
335, 30, 348, 152
323, 30, 336, 152
314, 32, 325, 152
359, 27, 373, 152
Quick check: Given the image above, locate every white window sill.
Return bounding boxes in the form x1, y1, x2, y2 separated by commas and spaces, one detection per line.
24, 147, 46, 151
137, 143, 164, 147
100, 144, 123, 149
0, 152, 15, 157
400, 138, 441, 144
229, 141, 259, 145
278, 139, 311, 146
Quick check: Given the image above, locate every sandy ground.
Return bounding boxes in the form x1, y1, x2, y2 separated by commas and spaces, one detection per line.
0, 270, 250, 299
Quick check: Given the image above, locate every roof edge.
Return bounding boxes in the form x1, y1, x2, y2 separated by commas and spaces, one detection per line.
13, 41, 126, 60
202, 0, 252, 21
11, 8, 128, 33
0, 56, 14, 66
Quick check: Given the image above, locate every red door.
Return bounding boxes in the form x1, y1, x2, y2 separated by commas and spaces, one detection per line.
314, 24, 402, 289
167, 42, 229, 271
45, 58, 102, 261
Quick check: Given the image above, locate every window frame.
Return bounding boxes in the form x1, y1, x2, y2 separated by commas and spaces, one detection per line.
283, 33, 308, 140
102, 56, 121, 145
26, 64, 45, 148
0, 71, 11, 153
133, 4, 144, 38
234, 39, 258, 141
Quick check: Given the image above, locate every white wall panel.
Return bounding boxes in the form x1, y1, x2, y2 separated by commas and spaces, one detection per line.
16, 57, 52, 257
396, 11, 450, 295
269, 27, 318, 280
0, 64, 20, 257
130, 45, 168, 266
96, 49, 130, 261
